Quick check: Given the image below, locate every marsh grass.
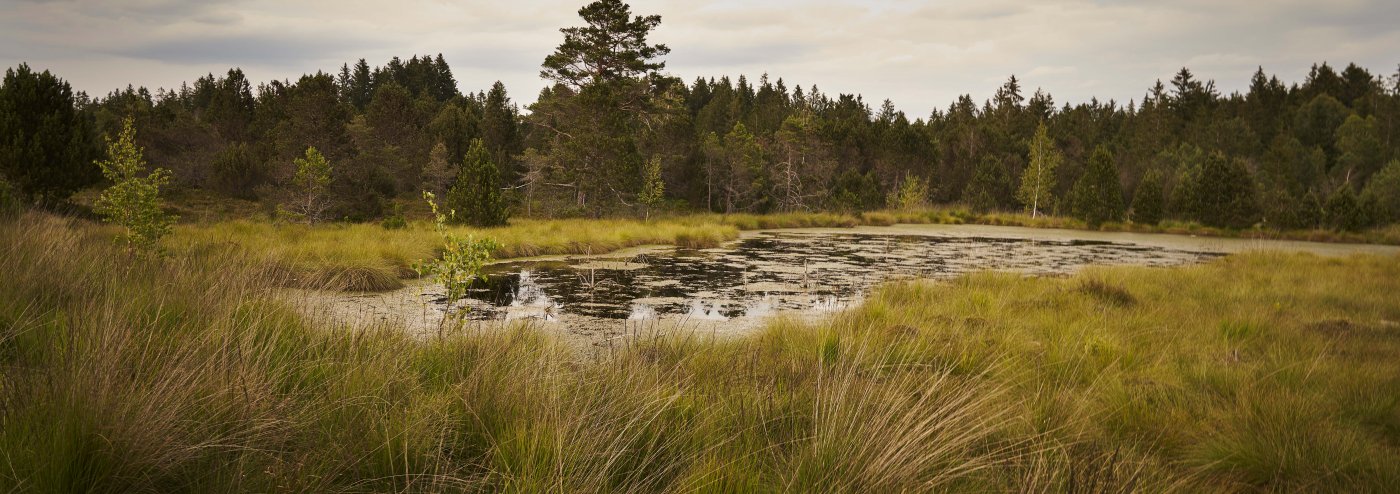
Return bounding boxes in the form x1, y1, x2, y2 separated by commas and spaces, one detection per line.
5, 213, 1400, 491
165, 205, 1400, 293
166, 218, 744, 291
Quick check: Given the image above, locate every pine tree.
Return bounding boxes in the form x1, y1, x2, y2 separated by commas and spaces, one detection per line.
448, 139, 507, 226
282, 146, 332, 224
534, 0, 670, 212
0, 63, 100, 203
1070, 146, 1125, 227
540, 0, 669, 90
1016, 122, 1061, 216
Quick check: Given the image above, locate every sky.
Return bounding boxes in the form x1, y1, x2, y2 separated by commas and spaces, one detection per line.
3, 0, 1398, 117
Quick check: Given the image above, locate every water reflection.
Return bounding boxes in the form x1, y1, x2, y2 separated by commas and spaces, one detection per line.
462, 232, 1218, 322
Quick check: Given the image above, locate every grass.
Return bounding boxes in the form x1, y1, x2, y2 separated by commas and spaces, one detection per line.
165, 218, 745, 291
4, 212, 1399, 491
155, 193, 1400, 293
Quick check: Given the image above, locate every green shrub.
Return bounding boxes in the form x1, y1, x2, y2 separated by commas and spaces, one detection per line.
380, 202, 407, 230
413, 192, 498, 321
93, 117, 175, 253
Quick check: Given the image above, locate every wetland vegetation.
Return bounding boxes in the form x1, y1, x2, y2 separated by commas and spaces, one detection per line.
6, 0, 1400, 491
6, 213, 1400, 492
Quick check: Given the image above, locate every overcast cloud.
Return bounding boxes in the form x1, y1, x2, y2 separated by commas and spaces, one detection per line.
3, 0, 1397, 116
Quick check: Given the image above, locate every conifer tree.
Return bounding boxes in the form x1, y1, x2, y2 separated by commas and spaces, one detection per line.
282, 146, 333, 224
0, 63, 100, 203
963, 155, 1013, 213
1182, 152, 1260, 228
448, 139, 507, 226
420, 141, 455, 196
1131, 169, 1166, 225
1324, 184, 1372, 231
1070, 146, 1125, 227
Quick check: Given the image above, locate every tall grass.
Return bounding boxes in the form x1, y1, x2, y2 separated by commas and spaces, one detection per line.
0, 214, 1027, 492
166, 218, 743, 291
6, 213, 1400, 491
831, 253, 1400, 490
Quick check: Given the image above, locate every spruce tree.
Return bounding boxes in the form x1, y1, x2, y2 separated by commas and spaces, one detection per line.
1131, 169, 1165, 225
963, 155, 1013, 213
1070, 146, 1125, 227
1190, 152, 1260, 228
448, 139, 507, 226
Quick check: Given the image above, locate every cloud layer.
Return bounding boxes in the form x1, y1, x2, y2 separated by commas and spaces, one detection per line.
3, 0, 1397, 115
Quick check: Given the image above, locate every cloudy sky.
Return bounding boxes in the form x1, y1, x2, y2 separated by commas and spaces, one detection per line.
3, 0, 1398, 116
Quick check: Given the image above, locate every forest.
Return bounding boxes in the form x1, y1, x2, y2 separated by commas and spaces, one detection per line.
2, 0, 1398, 233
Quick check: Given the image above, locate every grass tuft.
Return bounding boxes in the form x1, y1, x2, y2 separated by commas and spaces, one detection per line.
1076, 278, 1137, 307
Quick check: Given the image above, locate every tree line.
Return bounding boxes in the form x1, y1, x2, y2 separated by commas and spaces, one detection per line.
2, 0, 1399, 230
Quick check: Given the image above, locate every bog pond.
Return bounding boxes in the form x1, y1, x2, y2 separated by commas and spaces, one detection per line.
296, 223, 1388, 344
465, 231, 1212, 322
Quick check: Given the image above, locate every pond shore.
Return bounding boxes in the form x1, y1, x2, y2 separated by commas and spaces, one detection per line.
292, 223, 1398, 345
748, 223, 1400, 257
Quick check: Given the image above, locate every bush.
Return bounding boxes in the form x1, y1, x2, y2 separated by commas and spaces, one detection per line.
413, 192, 498, 322
886, 173, 930, 211
380, 202, 407, 230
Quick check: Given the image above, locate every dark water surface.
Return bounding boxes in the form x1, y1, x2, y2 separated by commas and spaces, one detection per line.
459, 231, 1219, 323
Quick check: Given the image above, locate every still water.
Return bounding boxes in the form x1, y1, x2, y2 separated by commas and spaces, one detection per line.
458, 231, 1219, 324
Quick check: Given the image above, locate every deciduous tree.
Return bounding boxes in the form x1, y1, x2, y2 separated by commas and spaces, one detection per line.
94, 118, 175, 252
1016, 122, 1062, 216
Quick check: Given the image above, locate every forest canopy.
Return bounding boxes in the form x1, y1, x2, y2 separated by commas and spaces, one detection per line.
2, 0, 1399, 231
